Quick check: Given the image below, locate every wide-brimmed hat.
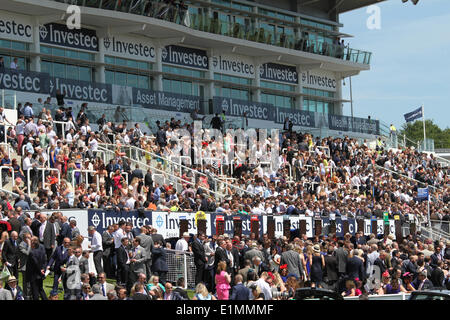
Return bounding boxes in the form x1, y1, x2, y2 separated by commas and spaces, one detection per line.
7, 276, 17, 283
313, 244, 320, 253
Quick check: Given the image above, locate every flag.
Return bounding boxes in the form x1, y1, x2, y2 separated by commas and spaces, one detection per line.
404, 107, 423, 123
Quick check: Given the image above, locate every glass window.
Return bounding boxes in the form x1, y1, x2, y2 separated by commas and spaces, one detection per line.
222, 87, 231, 97
53, 48, 65, 57
105, 56, 115, 64
11, 41, 26, 51
53, 63, 66, 78
317, 101, 324, 113
65, 50, 79, 60
138, 75, 150, 89
105, 71, 115, 84
116, 58, 128, 67
115, 72, 127, 85
66, 65, 79, 80
0, 40, 11, 49
126, 59, 138, 69
172, 80, 181, 94
181, 81, 192, 95
41, 61, 51, 75
127, 74, 138, 88
163, 79, 171, 92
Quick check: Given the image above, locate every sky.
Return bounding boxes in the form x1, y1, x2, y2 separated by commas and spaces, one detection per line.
340, 0, 450, 130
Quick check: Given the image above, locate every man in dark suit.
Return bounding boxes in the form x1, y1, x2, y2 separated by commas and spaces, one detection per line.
412, 270, 433, 291
30, 212, 42, 238
116, 237, 130, 287
2, 231, 20, 279
335, 240, 348, 279
132, 283, 152, 300
431, 260, 445, 288
144, 169, 153, 193
7, 213, 21, 234
226, 239, 240, 284
230, 274, 250, 300
430, 246, 442, 270
46, 237, 70, 292
151, 227, 166, 247
151, 241, 168, 285
42, 215, 57, 261
0, 56, 5, 72
58, 216, 72, 245
192, 232, 207, 285
324, 246, 338, 291
214, 239, 230, 272
130, 164, 144, 181
373, 251, 388, 279
102, 225, 115, 279
26, 236, 47, 300
280, 244, 304, 280
156, 126, 167, 148
346, 250, 365, 281
19, 218, 34, 241
136, 226, 154, 280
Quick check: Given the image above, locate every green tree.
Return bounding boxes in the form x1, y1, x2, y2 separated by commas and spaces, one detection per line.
399, 119, 450, 149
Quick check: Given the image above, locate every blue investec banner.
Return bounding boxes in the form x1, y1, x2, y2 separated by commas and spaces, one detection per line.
50, 77, 112, 104
162, 45, 209, 70
209, 213, 264, 238
87, 210, 394, 239
40, 23, 99, 52
0, 68, 50, 94
88, 210, 153, 235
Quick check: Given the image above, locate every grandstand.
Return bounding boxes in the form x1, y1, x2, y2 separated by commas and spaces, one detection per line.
0, 0, 448, 302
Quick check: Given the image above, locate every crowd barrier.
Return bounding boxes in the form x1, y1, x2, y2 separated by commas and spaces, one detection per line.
84, 210, 405, 240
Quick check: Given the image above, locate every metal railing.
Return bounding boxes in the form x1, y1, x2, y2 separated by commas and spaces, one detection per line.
71, 169, 100, 191
26, 167, 61, 197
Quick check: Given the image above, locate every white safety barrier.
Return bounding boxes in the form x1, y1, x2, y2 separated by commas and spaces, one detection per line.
0, 165, 14, 190
166, 249, 196, 290
72, 169, 99, 191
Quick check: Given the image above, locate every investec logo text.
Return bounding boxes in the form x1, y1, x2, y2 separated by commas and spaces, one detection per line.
91, 211, 151, 230
213, 55, 255, 76
0, 71, 42, 93
40, 23, 98, 51
51, 78, 108, 103
260, 63, 298, 84
302, 71, 336, 90
220, 98, 269, 120
162, 45, 208, 69
103, 37, 155, 59
0, 18, 32, 40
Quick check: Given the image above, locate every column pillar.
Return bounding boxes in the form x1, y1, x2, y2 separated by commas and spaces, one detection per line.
295, 65, 303, 110
154, 45, 164, 91
96, 37, 106, 83
254, 59, 261, 103
31, 18, 41, 72
335, 73, 343, 115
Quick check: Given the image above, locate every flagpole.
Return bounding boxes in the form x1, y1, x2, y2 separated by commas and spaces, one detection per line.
422, 105, 426, 151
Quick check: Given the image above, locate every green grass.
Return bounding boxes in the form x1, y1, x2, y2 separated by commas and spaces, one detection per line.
16, 273, 117, 300
16, 273, 194, 300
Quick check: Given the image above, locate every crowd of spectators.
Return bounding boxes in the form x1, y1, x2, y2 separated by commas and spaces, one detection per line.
0, 97, 448, 300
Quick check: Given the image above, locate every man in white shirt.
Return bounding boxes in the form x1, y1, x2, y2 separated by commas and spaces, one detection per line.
88, 226, 103, 275
10, 58, 19, 70
113, 221, 127, 250
255, 272, 272, 300
175, 232, 190, 252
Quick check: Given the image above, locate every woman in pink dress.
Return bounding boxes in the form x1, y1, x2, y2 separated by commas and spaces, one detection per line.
215, 261, 231, 300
